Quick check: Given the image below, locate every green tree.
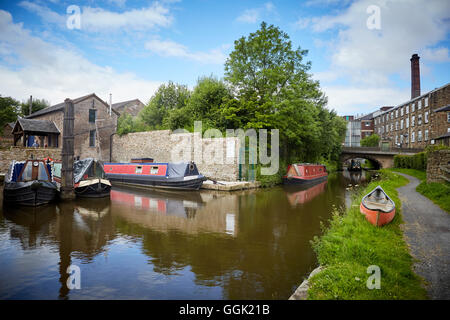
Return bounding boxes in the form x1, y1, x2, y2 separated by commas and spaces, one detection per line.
0, 95, 21, 134
360, 134, 380, 147
139, 81, 190, 129
20, 98, 49, 116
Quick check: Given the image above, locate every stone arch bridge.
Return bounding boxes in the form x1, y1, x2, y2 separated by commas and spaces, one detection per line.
340, 147, 423, 169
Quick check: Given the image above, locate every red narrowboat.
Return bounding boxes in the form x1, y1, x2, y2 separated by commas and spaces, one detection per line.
360, 186, 396, 227
104, 161, 206, 191
282, 163, 328, 185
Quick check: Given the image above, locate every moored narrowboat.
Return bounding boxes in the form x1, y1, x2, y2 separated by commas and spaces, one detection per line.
3, 159, 57, 206
104, 161, 206, 191
52, 158, 111, 198
360, 186, 396, 227
348, 159, 362, 171
282, 163, 328, 185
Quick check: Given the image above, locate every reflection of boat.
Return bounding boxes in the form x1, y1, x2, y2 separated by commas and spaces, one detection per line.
52, 158, 111, 198
348, 159, 362, 171
3, 160, 57, 206
282, 164, 328, 185
110, 187, 203, 218
360, 186, 396, 227
104, 161, 206, 191
285, 181, 327, 206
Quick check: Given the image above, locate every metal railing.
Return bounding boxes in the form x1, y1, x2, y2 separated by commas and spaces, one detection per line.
342, 146, 424, 153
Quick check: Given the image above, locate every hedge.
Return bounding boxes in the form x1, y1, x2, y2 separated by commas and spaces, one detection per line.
393, 152, 427, 170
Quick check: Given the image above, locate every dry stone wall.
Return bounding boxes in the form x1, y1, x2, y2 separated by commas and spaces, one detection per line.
426, 149, 450, 183
112, 130, 241, 181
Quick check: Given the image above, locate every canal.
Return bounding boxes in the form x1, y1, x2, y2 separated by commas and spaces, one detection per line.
0, 171, 374, 299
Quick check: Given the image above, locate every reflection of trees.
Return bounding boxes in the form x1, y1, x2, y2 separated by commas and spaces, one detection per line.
113, 180, 347, 299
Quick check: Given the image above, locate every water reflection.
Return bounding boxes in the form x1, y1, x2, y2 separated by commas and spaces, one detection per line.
0, 171, 374, 299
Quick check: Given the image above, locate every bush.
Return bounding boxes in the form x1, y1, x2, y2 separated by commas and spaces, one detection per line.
394, 152, 427, 170
360, 134, 380, 147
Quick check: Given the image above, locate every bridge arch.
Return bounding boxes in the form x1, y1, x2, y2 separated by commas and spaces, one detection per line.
340, 154, 382, 170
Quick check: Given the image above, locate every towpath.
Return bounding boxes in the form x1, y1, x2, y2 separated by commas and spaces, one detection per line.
395, 172, 450, 300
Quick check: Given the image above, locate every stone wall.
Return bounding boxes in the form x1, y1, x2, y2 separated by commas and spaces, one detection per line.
0, 147, 62, 174
426, 149, 450, 183
112, 130, 241, 181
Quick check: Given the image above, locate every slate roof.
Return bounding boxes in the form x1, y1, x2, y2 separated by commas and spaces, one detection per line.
26, 93, 119, 118
111, 99, 140, 110
15, 118, 60, 134
435, 132, 450, 140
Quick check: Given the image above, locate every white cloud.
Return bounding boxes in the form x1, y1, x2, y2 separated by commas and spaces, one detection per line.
299, 0, 450, 114
19, 1, 173, 32
236, 2, 276, 24
145, 39, 228, 65
0, 10, 160, 105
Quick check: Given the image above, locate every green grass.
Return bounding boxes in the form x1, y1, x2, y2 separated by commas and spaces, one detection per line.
307, 170, 428, 300
389, 168, 450, 213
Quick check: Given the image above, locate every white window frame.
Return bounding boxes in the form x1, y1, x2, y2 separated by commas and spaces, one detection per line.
425, 111, 429, 123
425, 97, 429, 107
418, 100, 422, 110
406, 117, 409, 128
411, 131, 415, 142
412, 115, 415, 127
406, 105, 409, 114
411, 103, 415, 112
400, 119, 404, 130
418, 130, 422, 142
425, 129, 429, 141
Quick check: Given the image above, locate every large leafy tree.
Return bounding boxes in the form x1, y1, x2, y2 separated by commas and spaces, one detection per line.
139, 81, 190, 129
223, 22, 345, 162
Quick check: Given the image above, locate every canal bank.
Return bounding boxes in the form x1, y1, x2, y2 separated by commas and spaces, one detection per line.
303, 170, 428, 300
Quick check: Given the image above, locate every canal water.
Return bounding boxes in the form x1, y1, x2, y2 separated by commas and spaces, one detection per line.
0, 171, 374, 300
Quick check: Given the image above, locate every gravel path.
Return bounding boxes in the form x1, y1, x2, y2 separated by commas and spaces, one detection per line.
395, 172, 450, 300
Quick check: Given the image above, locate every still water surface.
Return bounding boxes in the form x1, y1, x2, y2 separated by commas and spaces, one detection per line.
0, 171, 373, 299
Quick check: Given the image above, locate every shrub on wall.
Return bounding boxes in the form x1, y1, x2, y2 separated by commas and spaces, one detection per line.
394, 152, 427, 170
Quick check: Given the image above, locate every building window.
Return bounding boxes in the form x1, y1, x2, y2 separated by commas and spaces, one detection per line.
395, 135, 398, 145
89, 109, 96, 123
406, 117, 409, 128
418, 130, 422, 142
411, 131, 415, 142
400, 119, 404, 130
400, 107, 404, 116
405, 134, 409, 143
425, 111, 429, 123
391, 123, 393, 131
406, 105, 409, 114
391, 112, 394, 120
418, 114, 422, 125
447, 112, 450, 123
425, 97, 429, 107
395, 121, 399, 131
412, 115, 415, 127
395, 110, 398, 118
425, 129, 429, 141
418, 100, 422, 110
386, 125, 388, 133
89, 130, 96, 147
411, 103, 415, 112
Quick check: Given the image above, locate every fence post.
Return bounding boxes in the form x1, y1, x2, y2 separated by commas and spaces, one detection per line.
60, 98, 75, 200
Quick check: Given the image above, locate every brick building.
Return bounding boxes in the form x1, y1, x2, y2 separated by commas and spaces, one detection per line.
23, 93, 120, 161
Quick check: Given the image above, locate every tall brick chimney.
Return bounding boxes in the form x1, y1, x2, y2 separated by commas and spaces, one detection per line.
410, 54, 421, 99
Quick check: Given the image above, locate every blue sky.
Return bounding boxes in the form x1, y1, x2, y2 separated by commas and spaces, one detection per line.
0, 0, 449, 115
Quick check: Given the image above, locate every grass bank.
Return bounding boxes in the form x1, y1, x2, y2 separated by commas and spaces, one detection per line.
389, 168, 450, 213
307, 170, 427, 299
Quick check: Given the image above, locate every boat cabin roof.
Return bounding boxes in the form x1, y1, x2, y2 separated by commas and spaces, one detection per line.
6, 160, 52, 183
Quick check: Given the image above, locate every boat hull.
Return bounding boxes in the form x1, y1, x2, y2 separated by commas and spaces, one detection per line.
3, 181, 57, 207
360, 203, 396, 227
282, 174, 328, 186
75, 179, 111, 198
106, 174, 206, 191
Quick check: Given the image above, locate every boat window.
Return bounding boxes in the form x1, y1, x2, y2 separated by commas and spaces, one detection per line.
53, 163, 61, 178
136, 166, 143, 174
38, 162, 49, 181
20, 162, 33, 181
150, 166, 159, 174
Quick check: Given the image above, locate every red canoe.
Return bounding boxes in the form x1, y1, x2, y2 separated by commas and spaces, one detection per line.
360, 186, 396, 227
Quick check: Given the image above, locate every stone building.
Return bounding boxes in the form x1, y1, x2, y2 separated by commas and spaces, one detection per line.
112, 99, 145, 117
373, 83, 450, 148
25, 93, 119, 161
373, 54, 450, 149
